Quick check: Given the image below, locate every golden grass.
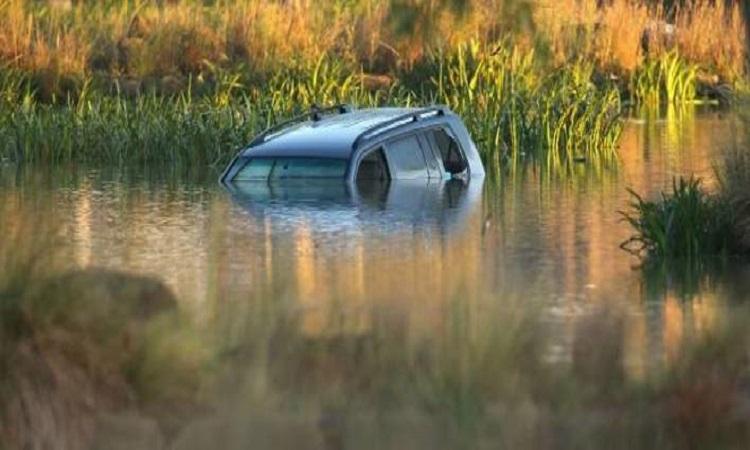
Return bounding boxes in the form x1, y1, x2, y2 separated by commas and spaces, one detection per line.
674, 0, 746, 82
0, 0, 746, 98
535, 0, 746, 82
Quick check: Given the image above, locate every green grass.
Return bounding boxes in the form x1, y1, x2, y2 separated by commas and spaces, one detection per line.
621, 108, 750, 262
424, 43, 622, 171
0, 43, 623, 173
621, 177, 741, 260
630, 52, 699, 106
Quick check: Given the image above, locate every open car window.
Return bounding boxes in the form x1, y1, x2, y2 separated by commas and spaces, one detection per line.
233, 157, 348, 181
356, 148, 390, 182
430, 128, 467, 175
384, 135, 429, 179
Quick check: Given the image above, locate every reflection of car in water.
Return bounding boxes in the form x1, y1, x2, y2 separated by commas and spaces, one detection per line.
224, 179, 483, 236
220, 104, 485, 185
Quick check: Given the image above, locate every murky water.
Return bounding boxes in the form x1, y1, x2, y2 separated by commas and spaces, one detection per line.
2, 107, 749, 448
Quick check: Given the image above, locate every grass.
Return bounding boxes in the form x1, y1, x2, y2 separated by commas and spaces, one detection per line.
0, 43, 623, 172
621, 123, 750, 263
0, 199, 208, 449
536, 0, 746, 88
0, 0, 744, 169
426, 42, 622, 169
620, 177, 738, 260
4, 204, 750, 447
630, 52, 699, 105
0, 0, 744, 104
622, 99, 750, 262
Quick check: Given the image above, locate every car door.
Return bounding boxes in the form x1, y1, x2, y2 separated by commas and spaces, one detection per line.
383, 134, 430, 180
416, 132, 445, 179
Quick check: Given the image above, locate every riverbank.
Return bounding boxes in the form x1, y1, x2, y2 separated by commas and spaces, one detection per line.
0, 0, 746, 102
3, 191, 750, 449
0, 43, 622, 170
1, 1, 746, 168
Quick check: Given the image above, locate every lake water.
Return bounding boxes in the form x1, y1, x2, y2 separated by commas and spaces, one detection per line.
2, 106, 749, 448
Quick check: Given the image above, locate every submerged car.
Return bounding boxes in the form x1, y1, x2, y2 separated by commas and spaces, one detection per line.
220, 105, 484, 185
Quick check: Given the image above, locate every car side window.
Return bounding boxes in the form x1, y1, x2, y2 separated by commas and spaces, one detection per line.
384, 135, 429, 179
430, 128, 467, 175
356, 148, 390, 182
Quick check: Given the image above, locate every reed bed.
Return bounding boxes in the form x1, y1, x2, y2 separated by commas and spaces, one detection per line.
620, 177, 738, 260
621, 119, 750, 261
0, 0, 745, 170
0, 45, 623, 171
0, 0, 745, 102
630, 51, 699, 105
536, 0, 746, 87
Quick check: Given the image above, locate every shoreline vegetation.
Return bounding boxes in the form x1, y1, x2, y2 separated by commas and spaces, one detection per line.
3, 202, 750, 449
0, 0, 748, 168
621, 108, 750, 262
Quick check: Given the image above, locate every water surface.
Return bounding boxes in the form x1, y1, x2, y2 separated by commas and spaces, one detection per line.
2, 107, 749, 448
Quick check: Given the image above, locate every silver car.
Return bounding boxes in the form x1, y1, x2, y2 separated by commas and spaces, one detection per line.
220, 105, 485, 185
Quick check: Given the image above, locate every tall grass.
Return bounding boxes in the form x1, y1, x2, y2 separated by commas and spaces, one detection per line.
620, 177, 738, 260
0, 0, 745, 102
622, 103, 750, 262
419, 42, 622, 169
0, 44, 623, 171
630, 52, 698, 105
0, 199, 208, 449
536, 0, 746, 86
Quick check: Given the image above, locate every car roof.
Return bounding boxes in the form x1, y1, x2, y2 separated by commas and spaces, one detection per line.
242, 107, 448, 160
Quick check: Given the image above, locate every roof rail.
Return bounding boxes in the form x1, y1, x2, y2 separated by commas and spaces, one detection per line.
249, 103, 353, 147
351, 106, 445, 150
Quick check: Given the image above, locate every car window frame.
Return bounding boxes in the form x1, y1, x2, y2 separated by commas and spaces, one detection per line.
380, 132, 432, 180
422, 125, 469, 176
354, 146, 391, 182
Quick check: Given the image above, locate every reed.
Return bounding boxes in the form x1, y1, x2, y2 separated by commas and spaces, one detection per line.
418, 42, 622, 169
622, 104, 750, 262
630, 51, 698, 105
0, 0, 745, 102
0, 43, 623, 172
620, 177, 739, 260
535, 0, 746, 86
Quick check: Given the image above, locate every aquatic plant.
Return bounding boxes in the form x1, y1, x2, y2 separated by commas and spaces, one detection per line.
424, 42, 622, 170
0, 0, 744, 100
630, 52, 698, 105
620, 177, 738, 260
0, 43, 623, 173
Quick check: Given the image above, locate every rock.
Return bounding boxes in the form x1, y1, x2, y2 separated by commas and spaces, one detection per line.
32, 268, 177, 323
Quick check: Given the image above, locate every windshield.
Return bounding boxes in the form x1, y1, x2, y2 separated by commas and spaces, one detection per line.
233, 157, 348, 181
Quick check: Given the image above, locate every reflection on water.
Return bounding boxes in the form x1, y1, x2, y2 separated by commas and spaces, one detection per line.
2, 106, 750, 447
